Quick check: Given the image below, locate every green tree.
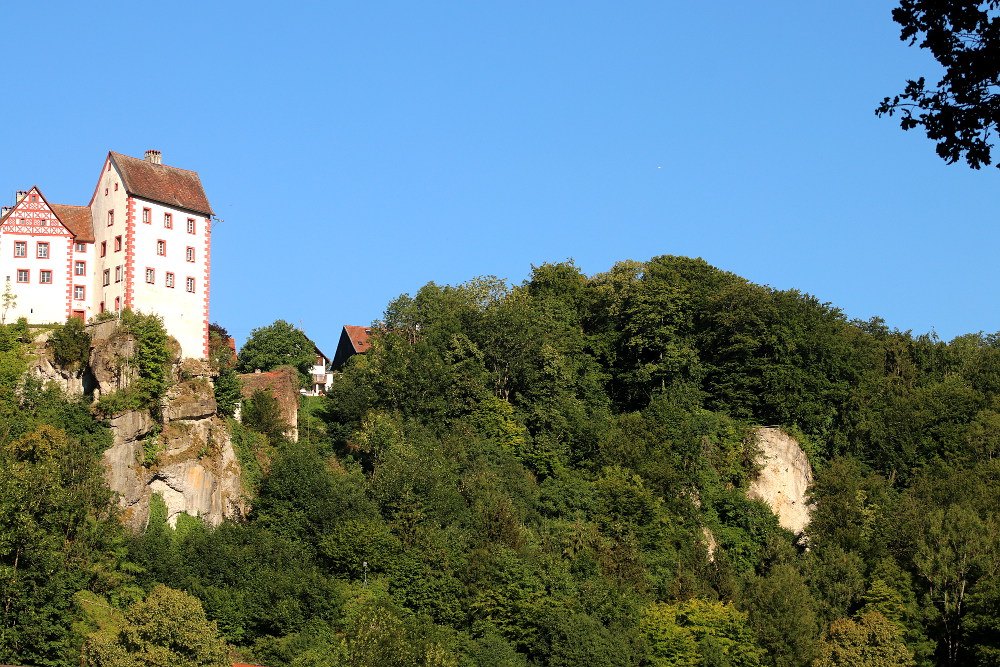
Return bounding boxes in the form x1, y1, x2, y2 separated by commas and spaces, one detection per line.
242, 389, 289, 442
237, 320, 315, 385
813, 611, 915, 667
83, 585, 230, 666
876, 0, 1000, 169
640, 599, 764, 666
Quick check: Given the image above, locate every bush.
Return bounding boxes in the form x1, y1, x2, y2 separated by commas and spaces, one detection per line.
48, 317, 91, 368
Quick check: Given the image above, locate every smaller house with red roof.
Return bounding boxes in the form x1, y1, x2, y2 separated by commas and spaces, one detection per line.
331, 325, 372, 371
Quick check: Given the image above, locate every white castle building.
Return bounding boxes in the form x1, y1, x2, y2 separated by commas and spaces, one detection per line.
0, 150, 213, 358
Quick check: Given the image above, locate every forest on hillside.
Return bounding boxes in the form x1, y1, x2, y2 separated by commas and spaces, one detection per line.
2, 256, 999, 666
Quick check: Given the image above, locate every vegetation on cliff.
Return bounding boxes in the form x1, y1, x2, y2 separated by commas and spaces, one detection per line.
2, 256, 1000, 665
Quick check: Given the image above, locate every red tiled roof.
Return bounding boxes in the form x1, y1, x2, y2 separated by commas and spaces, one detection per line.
110, 151, 213, 216
50, 204, 95, 242
343, 325, 372, 353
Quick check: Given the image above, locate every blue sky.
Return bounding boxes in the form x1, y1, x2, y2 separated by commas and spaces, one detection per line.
2, 2, 996, 353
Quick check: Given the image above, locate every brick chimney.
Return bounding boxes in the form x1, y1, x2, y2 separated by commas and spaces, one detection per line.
144, 149, 162, 165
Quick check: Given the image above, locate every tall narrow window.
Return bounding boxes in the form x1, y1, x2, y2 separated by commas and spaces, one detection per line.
103, 269, 110, 286
114, 296, 121, 310
143, 208, 151, 223
114, 236, 122, 252
145, 268, 155, 284
187, 218, 195, 234
115, 266, 122, 283
100, 241, 107, 257
37, 242, 49, 258
186, 246, 195, 262
164, 213, 172, 229
108, 210, 114, 226
186, 277, 195, 293
166, 272, 175, 288
157, 240, 166, 256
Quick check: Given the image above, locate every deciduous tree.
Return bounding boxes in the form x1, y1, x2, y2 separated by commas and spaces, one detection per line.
877, 0, 1000, 169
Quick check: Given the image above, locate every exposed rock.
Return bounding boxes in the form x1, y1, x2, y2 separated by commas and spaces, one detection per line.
702, 526, 718, 562
88, 331, 138, 399
145, 419, 244, 528
29, 319, 247, 531
746, 427, 814, 536
163, 379, 217, 421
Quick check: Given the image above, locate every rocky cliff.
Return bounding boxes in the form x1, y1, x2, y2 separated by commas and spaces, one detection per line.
31, 321, 246, 530
746, 427, 814, 536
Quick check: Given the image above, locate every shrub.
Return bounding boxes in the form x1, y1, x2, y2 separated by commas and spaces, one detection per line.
48, 317, 91, 368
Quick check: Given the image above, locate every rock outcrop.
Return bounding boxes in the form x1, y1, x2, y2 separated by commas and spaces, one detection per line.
746, 427, 814, 536
29, 320, 246, 530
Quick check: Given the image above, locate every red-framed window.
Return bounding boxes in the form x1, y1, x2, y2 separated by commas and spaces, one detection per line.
164, 213, 172, 229
40, 270, 52, 284
13, 241, 26, 258
143, 208, 151, 224
73, 285, 85, 300
114, 296, 121, 310
186, 277, 195, 293
100, 241, 107, 257
74, 261, 86, 276
166, 272, 175, 288
75, 242, 86, 252
115, 266, 122, 283
103, 269, 110, 286
186, 246, 195, 262
16, 269, 28, 283
114, 235, 122, 252
157, 240, 166, 256
37, 242, 49, 258
187, 218, 196, 234
108, 210, 114, 226
145, 268, 155, 284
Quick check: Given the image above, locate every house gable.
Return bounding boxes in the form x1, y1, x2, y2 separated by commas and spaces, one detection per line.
0, 187, 75, 238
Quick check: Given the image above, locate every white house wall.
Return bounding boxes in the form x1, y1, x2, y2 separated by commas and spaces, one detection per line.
91, 160, 130, 317
128, 196, 210, 359
0, 190, 74, 324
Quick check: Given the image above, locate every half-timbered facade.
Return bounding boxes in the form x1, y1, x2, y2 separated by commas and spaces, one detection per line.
0, 150, 213, 359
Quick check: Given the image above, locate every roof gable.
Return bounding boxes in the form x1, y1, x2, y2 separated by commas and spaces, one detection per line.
109, 151, 213, 216
0, 186, 75, 237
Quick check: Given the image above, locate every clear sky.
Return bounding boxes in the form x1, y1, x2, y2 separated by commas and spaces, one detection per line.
2, 1, 996, 354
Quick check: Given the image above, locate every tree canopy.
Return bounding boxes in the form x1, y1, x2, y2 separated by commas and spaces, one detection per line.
236, 319, 316, 384
877, 0, 1000, 168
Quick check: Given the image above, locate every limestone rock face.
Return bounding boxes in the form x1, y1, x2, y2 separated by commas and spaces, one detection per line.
105, 383, 245, 530
163, 379, 217, 421
746, 427, 814, 536
29, 321, 246, 531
